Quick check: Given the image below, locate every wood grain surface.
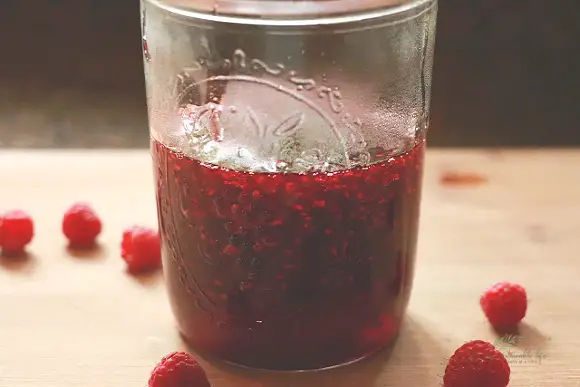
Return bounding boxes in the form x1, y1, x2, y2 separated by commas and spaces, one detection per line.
0, 149, 579, 386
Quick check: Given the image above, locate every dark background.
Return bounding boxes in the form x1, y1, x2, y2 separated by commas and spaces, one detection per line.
0, 0, 578, 148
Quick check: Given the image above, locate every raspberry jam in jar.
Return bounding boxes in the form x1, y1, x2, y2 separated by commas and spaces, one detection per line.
143, 0, 437, 371
153, 136, 424, 370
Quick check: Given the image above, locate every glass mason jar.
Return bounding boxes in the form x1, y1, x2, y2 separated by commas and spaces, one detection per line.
143, 0, 437, 371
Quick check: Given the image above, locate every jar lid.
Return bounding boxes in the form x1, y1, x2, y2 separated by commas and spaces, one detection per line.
148, 0, 434, 23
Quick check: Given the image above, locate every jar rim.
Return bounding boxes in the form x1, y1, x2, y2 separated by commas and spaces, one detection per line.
144, 0, 435, 25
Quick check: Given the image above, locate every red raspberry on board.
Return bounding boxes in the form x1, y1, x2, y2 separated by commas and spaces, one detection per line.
0, 210, 34, 254
62, 203, 102, 248
121, 226, 161, 272
480, 281, 527, 327
149, 351, 211, 387
443, 340, 510, 387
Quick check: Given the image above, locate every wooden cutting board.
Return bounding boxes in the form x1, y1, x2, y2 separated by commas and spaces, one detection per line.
0, 149, 579, 387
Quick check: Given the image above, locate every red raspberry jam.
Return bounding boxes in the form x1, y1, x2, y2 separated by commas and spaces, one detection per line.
152, 137, 425, 370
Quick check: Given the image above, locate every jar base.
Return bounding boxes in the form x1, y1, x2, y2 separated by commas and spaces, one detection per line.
179, 330, 400, 373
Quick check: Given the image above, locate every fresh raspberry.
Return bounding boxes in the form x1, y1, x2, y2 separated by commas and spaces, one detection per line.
0, 210, 34, 254
480, 281, 527, 327
62, 203, 102, 247
149, 351, 210, 387
121, 226, 161, 272
444, 340, 510, 387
